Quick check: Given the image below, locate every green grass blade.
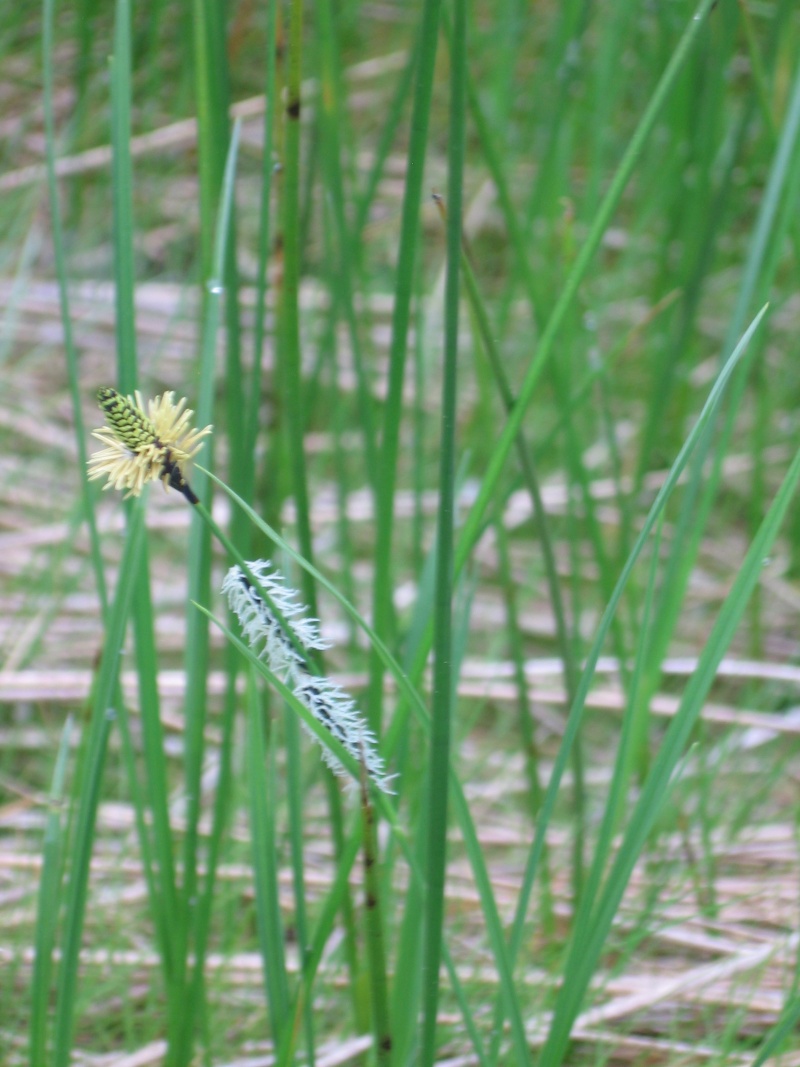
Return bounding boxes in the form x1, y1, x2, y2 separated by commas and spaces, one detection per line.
42, 0, 106, 611
539, 444, 800, 1067
109, 0, 136, 393
484, 306, 768, 1057
280, 0, 317, 610
457, 215, 583, 906
284, 708, 317, 1065
276, 825, 363, 1067
495, 520, 553, 927
420, 0, 465, 1058
246, 670, 291, 1046
352, 47, 416, 243
109, 0, 179, 993
52, 499, 145, 1067
279, 33, 363, 988
368, 0, 444, 729
172, 118, 240, 1065
244, 0, 279, 512
29, 715, 74, 1067
390, 828, 426, 1067
129, 566, 178, 974
751, 991, 800, 1067
597, 515, 665, 871
637, 45, 800, 746
453, 0, 716, 582
192, 0, 232, 276
315, 0, 378, 490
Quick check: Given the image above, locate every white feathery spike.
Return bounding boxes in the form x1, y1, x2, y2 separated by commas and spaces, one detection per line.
222, 560, 394, 793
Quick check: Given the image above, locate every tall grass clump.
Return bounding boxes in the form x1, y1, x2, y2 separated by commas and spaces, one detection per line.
8, 0, 800, 1065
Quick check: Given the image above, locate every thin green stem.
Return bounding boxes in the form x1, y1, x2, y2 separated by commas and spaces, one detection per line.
421, 0, 465, 1059
52, 503, 145, 1067
29, 717, 73, 1067
453, 0, 717, 585
450, 201, 585, 906
247, 674, 290, 1044
367, 0, 444, 730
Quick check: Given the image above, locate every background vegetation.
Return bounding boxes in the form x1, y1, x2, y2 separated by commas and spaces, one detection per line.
2, 1, 800, 1065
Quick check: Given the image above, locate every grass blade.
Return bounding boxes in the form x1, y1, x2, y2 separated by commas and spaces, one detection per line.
246, 670, 290, 1046
52, 500, 145, 1067
485, 306, 769, 1058
29, 715, 73, 1067
368, 0, 444, 730
173, 118, 240, 1065
539, 443, 800, 1067
420, 0, 465, 1059
453, 0, 717, 580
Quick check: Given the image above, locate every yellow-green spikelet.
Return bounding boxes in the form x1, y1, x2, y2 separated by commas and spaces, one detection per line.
97, 388, 157, 451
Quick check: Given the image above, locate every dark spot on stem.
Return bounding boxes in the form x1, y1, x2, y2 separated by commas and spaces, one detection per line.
161, 451, 199, 505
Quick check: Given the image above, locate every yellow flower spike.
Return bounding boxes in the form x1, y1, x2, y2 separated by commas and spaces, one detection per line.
88, 388, 212, 504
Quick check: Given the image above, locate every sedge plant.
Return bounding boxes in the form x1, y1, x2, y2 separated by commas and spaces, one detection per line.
25, 0, 800, 1065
